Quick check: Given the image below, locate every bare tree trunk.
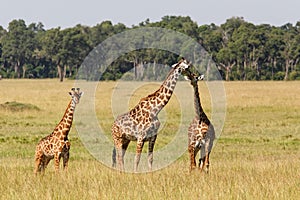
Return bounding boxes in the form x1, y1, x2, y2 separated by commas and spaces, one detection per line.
272, 58, 277, 80
22, 65, 26, 78
14, 63, 18, 78
243, 59, 247, 81
252, 57, 259, 79
63, 65, 67, 79
68, 65, 72, 77
57, 64, 64, 82
220, 61, 236, 81
295, 58, 299, 68
14, 61, 21, 78
291, 58, 299, 72
284, 59, 289, 81
206, 58, 211, 81
134, 57, 138, 80
153, 60, 156, 78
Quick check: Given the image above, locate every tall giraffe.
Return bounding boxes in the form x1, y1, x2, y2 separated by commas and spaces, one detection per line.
34, 88, 83, 174
187, 72, 215, 173
112, 59, 194, 172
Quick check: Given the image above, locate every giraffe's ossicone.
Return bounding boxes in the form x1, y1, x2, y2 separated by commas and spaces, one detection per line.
34, 88, 83, 174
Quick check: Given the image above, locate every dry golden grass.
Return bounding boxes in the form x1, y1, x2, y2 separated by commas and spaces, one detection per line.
0, 79, 299, 199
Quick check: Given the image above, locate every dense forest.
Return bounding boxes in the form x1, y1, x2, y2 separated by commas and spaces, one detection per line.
0, 16, 299, 81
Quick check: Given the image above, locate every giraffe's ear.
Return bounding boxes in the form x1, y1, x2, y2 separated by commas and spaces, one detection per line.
79, 92, 84, 97
182, 62, 189, 69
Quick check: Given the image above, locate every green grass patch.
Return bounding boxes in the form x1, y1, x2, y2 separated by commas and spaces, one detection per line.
0, 101, 40, 111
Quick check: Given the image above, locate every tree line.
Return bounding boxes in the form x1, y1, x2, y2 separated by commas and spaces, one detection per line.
0, 16, 299, 81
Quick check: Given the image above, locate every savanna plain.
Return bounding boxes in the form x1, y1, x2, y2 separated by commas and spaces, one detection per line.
0, 79, 299, 200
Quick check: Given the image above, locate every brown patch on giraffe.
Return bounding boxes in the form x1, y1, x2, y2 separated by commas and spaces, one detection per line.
162, 98, 168, 105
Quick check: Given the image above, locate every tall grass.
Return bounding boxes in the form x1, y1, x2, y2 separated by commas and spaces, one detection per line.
0, 79, 299, 199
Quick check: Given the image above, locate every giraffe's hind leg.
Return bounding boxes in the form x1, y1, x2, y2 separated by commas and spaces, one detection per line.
199, 146, 210, 173
35, 153, 52, 174
62, 143, 70, 171
34, 152, 43, 174
199, 153, 210, 173
188, 145, 197, 172
115, 139, 130, 171
200, 126, 215, 173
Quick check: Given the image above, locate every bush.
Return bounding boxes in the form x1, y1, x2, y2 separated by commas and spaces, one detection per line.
288, 71, 300, 80
274, 72, 285, 80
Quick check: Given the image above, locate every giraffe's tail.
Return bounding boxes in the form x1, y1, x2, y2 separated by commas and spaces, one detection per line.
112, 147, 116, 168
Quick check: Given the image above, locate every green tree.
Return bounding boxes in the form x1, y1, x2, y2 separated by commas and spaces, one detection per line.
0, 25, 7, 77
264, 27, 285, 79
1, 19, 36, 78
60, 25, 92, 79
280, 23, 299, 80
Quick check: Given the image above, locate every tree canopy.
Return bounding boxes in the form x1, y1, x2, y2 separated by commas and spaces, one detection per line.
0, 16, 299, 81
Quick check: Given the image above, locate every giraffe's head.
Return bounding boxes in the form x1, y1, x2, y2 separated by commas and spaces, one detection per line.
173, 59, 204, 85
184, 70, 204, 87
69, 88, 84, 104
172, 58, 204, 84
171, 58, 191, 74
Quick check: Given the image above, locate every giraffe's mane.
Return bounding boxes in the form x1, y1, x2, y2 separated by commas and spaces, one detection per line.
58, 100, 73, 122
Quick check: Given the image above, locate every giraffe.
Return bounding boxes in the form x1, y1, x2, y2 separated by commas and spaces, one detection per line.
34, 88, 83, 174
111, 58, 195, 172
186, 72, 215, 173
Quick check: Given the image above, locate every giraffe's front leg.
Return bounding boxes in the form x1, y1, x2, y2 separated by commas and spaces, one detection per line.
112, 147, 117, 168
54, 152, 61, 173
134, 138, 145, 173
147, 135, 157, 171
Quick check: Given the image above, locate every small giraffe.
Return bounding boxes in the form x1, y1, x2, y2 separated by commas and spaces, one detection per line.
112, 59, 193, 172
186, 72, 215, 173
34, 88, 83, 174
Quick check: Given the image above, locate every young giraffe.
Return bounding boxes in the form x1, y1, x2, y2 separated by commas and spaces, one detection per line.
34, 88, 83, 174
112, 59, 194, 172
187, 72, 215, 173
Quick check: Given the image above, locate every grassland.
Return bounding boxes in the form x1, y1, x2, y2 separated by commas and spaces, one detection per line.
0, 79, 299, 199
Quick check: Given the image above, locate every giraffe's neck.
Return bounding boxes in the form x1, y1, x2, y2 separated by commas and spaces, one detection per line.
193, 83, 209, 123
53, 100, 76, 138
150, 67, 180, 115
